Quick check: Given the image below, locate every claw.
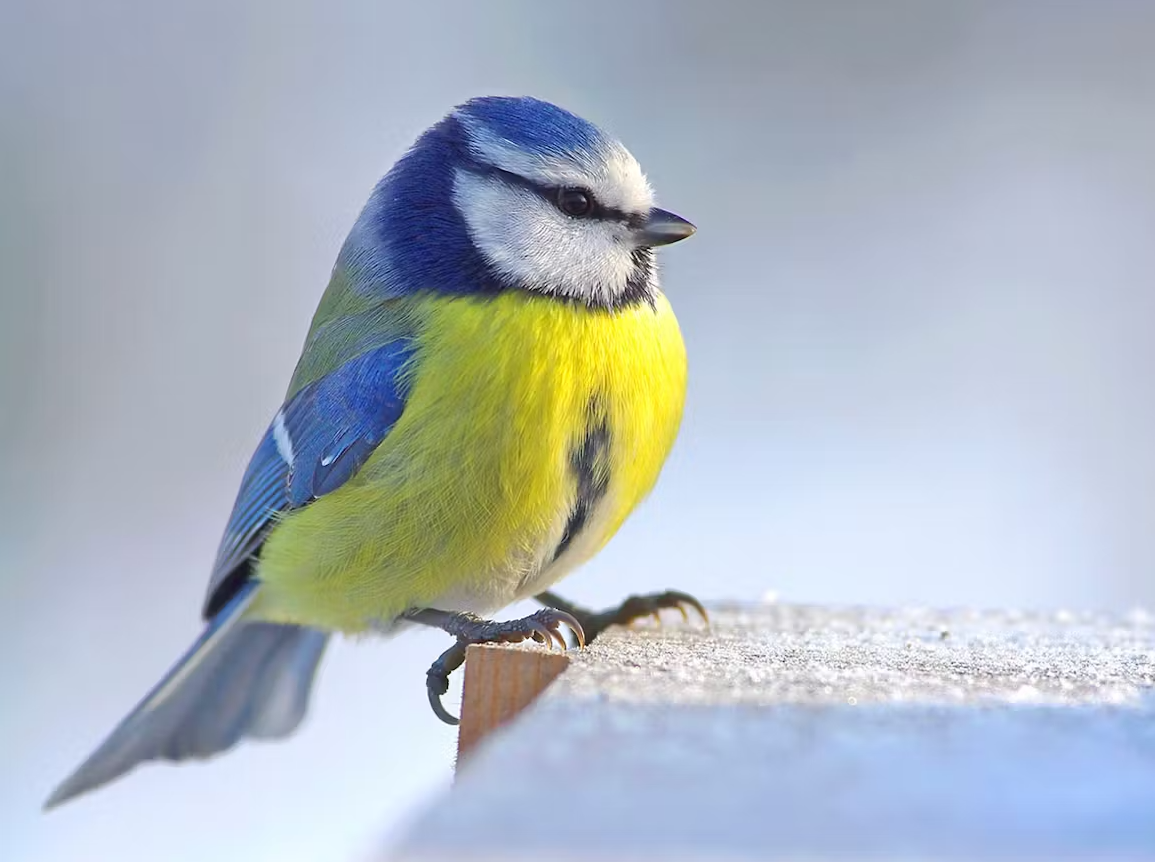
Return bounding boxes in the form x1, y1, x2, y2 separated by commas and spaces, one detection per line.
413, 604, 601, 724
414, 607, 591, 724
528, 619, 554, 649
665, 590, 709, 625
532, 588, 705, 648
428, 680, 459, 726
687, 598, 709, 626
552, 619, 570, 647
549, 619, 568, 647
425, 640, 467, 726
426, 666, 459, 726
552, 609, 585, 648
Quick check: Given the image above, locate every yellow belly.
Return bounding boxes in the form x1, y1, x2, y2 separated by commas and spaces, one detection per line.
253, 290, 687, 632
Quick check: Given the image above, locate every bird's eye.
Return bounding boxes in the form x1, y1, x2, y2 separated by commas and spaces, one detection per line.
556, 187, 594, 218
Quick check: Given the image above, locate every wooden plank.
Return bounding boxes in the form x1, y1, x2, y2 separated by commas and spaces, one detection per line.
456, 643, 571, 763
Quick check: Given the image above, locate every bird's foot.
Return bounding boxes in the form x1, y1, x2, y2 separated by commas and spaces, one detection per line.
535, 589, 709, 644
405, 608, 585, 725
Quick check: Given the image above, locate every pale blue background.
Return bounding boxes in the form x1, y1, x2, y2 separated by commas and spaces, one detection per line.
4, 2, 1155, 860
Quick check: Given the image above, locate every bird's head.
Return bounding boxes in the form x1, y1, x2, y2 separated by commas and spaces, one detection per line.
339, 96, 695, 309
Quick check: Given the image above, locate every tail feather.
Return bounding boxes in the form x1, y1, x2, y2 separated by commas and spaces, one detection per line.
44, 582, 329, 809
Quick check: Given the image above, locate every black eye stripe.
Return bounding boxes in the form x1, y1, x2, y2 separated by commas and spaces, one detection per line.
464, 163, 639, 226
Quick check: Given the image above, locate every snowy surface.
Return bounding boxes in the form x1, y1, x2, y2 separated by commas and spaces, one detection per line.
389, 604, 1155, 860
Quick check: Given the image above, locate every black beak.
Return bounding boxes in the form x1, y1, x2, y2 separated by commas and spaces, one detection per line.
635, 207, 696, 247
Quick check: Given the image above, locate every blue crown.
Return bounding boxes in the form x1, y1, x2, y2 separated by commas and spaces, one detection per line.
456, 96, 610, 158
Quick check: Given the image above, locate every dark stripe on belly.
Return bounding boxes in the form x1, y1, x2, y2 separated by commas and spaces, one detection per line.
552, 410, 611, 562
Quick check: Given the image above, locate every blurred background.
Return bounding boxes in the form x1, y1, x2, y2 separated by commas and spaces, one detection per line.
4, 1, 1155, 859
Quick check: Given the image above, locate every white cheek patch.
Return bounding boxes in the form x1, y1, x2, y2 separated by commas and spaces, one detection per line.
453, 169, 641, 305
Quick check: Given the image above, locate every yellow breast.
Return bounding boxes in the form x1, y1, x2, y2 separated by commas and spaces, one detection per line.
254, 290, 687, 632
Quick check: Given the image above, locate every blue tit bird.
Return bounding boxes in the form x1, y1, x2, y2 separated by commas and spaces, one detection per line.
46, 95, 701, 809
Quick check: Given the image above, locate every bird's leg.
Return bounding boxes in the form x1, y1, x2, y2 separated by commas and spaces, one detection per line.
404, 608, 585, 725
535, 589, 708, 644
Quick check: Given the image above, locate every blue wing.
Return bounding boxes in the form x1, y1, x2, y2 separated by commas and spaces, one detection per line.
202, 340, 415, 617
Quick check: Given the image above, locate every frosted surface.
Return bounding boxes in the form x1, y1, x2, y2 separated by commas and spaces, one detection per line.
391, 604, 1155, 860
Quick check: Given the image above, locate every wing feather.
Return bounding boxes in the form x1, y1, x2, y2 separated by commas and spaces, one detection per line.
202, 339, 415, 617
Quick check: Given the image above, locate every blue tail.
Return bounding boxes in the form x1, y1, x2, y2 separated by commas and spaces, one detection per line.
44, 582, 329, 809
